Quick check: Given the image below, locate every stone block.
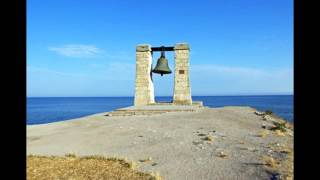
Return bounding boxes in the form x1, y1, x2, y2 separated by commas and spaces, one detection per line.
136, 44, 151, 52
174, 43, 190, 50
135, 79, 149, 83
175, 54, 189, 59
173, 43, 192, 104
134, 46, 154, 106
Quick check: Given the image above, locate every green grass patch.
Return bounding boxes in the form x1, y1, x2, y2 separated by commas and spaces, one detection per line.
270, 121, 287, 132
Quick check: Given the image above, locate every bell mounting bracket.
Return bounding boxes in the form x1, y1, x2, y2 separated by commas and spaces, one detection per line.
150, 46, 174, 80
151, 46, 174, 52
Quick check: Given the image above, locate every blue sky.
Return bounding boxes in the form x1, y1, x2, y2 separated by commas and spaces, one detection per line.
27, 0, 293, 97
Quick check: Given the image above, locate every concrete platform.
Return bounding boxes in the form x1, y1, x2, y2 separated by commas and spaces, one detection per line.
105, 101, 205, 116
27, 106, 293, 180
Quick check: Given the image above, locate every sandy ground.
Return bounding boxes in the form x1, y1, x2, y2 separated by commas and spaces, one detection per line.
27, 106, 293, 180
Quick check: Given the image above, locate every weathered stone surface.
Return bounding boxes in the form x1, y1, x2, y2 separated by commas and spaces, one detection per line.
134, 47, 154, 106
174, 43, 190, 50
173, 43, 192, 105
136, 44, 151, 52
134, 43, 192, 106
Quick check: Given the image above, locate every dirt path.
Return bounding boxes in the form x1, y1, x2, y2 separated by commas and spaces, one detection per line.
27, 106, 293, 180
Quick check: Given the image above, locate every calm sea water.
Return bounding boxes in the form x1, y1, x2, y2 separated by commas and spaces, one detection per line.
27, 95, 293, 125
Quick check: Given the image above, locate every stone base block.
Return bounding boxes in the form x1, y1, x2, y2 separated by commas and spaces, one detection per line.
173, 100, 192, 105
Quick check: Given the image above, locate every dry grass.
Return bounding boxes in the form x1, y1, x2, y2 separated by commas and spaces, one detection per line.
262, 143, 293, 179
27, 154, 162, 180
281, 175, 293, 180
279, 147, 293, 154
269, 146, 293, 180
270, 145, 293, 155
274, 129, 286, 136
257, 130, 269, 138
280, 150, 294, 180
150, 172, 162, 180
202, 135, 214, 142
262, 156, 279, 169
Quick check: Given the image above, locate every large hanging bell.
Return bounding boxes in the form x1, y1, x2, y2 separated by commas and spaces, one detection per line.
152, 51, 172, 76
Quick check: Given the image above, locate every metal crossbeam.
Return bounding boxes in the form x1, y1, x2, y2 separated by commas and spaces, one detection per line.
151, 46, 174, 52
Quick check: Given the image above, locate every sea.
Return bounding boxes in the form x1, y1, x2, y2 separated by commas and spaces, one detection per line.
27, 95, 293, 125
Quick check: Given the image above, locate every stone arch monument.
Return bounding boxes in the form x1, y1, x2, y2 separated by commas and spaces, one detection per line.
134, 43, 192, 106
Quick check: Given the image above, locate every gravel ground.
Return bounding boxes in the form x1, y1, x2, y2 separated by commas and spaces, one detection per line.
27, 106, 293, 180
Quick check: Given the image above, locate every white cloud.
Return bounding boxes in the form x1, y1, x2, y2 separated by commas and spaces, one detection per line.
49, 44, 103, 58
48, 44, 133, 61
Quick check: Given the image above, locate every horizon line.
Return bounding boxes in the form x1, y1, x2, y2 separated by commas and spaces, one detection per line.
27, 94, 293, 98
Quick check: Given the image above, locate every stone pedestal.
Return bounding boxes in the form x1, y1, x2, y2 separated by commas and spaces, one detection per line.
173, 43, 192, 105
134, 44, 155, 106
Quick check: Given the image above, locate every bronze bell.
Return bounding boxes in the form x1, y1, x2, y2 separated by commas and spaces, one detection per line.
152, 51, 172, 76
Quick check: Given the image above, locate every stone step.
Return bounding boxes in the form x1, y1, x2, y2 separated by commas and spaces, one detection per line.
105, 109, 197, 117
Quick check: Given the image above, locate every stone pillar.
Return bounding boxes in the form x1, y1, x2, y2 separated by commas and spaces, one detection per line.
134, 44, 155, 106
173, 43, 192, 105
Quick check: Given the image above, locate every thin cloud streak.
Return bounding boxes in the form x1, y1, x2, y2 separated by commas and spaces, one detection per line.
48, 44, 133, 61
48, 44, 103, 58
